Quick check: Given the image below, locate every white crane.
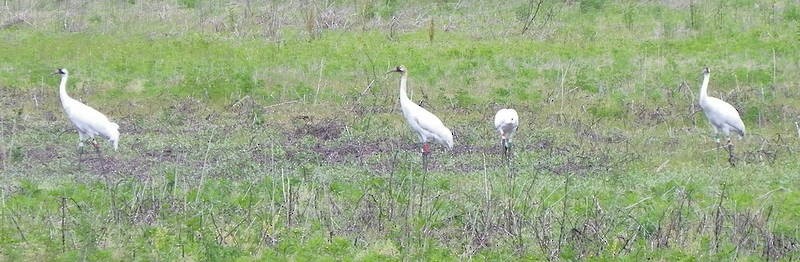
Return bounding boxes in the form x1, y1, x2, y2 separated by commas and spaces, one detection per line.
494, 108, 519, 157
698, 67, 745, 166
388, 65, 453, 170
55, 68, 120, 154
698, 67, 745, 145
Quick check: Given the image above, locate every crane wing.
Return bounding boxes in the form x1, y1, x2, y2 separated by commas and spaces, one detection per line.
723, 109, 746, 135
412, 107, 453, 148
704, 97, 746, 136
65, 100, 117, 137
494, 111, 505, 130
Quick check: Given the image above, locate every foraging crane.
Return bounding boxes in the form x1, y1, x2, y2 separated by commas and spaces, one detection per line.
494, 108, 519, 157
388, 65, 453, 170
698, 67, 745, 146
55, 68, 120, 153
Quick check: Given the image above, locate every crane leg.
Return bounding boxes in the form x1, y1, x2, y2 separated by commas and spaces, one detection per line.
77, 133, 86, 150
501, 138, 509, 157
77, 142, 84, 156
77, 139, 87, 157
91, 139, 101, 153
713, 135, 725, 150
76, 132, 88, 158
421, 143, 430, 172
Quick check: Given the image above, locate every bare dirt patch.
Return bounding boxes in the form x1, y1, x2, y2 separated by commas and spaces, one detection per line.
77, 146, 194, 178
25, 145, 60, 161
293, 118, 344, 141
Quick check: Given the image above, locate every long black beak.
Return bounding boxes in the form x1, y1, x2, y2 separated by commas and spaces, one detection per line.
699, 67, 710, 78
386, 66, 405, 74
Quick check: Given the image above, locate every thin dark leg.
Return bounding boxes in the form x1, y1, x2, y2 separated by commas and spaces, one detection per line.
76, 138, 86, 162
92, 139, 102, 156
77, 145, 84, 161
501, 138, 510, 162
422, 153, 428, 172
505, 145, 511, 163
422, 143, 430, 172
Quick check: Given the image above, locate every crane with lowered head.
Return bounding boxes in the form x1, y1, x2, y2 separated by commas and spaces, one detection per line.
494, 108, 519, 158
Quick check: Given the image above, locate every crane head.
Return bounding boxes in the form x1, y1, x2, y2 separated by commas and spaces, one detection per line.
54, 68, 68, 75
386, 65, 407, 74
702, 67, 710, 75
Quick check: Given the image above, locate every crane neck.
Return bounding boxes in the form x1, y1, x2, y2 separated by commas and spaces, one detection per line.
699, 73, 709, 104
59, 73, 71, 105
398, 72, 411, 104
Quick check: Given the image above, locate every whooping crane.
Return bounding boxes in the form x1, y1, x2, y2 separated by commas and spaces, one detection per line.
494, 108, 519, 157
55, 68, 120, 154
388, 65, 453, 170
698, 67, 745, 145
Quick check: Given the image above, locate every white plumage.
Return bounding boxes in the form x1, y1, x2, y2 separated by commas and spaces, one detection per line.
494, 108, 519, 150
389, 65, 453, 155
698, 67, 745, 144
55, 68, 120, 151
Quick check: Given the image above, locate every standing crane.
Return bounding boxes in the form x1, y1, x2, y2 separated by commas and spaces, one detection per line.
55, 68, 120, 155
698, 67, 745, 165
388, 65, 453, 170
494, 108, 519, 158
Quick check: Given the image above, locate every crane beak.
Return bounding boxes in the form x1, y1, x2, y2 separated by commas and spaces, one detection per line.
700, 67, 710, 77
386, 66, 405, 74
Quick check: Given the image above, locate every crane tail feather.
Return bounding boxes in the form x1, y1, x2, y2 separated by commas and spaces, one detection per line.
728, 122, 745, 137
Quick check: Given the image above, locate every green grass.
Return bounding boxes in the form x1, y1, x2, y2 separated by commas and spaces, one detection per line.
1, 0, 799, 260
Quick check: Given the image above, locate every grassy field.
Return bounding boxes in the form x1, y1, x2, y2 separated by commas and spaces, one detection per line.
1, 0, 799, 260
